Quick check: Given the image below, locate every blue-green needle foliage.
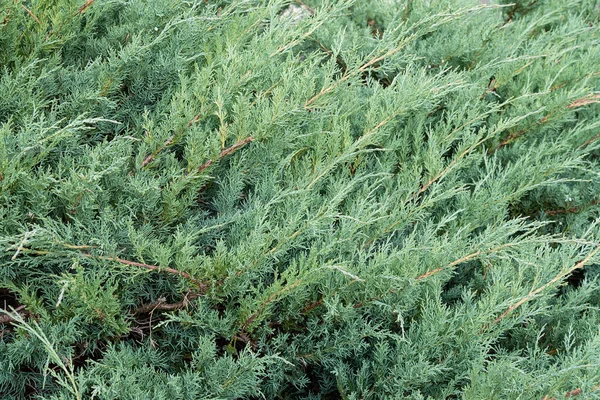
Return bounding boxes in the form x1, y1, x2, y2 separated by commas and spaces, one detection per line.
1, 0, 600, 398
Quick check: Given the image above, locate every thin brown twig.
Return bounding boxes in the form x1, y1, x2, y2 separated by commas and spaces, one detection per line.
140, 136, 175, 168
579, 132, 600, 149
304, 37, 414, 108
414, 136, 486, 198
197, 136, 255, 172
14, 244, 209, 293
75, 0, 95, 16
495, 94, 600, 152
295, 0, 315, 14
81, 253, 208, 292
351, 241, 530, 310
140, 111, 206, 168
301, 298, 324, 314
567, 94, 600, 109
494, 126, 529, 150
564, 388, 582, 398
21, 4, 40, 25
134, 292, 201, 315
482, 243, 600, 332
416, 251, 482, 280
539, 199, 599, 216
239, 279, 303, 335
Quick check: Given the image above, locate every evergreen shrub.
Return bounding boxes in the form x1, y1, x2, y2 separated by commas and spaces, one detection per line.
1, 0, 600, 398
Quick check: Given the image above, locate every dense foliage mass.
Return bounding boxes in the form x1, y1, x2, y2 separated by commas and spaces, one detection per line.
1, 0, 600, 398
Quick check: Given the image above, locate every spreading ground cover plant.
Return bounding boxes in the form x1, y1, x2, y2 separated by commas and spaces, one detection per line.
1, 0, 600, 398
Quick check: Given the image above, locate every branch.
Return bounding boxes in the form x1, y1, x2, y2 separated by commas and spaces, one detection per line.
140, 136, 176, 168
134, 292, 201, 315
0, 305, 29, 324
416, 251, 481, 280
239, 279, 303, 335
579, 132, 600, 149
539, 199, 599, 217
567, 94, 600, 109
483, 243, 600, 332
13, 245, 209, 292
198, 136, 255, 172
75, 0, 95, 16
140, 111, 205, 168
81, 253, 208, 292
21, 4, 40, 25
304, 37, 414, 109
494, 94, 600, 152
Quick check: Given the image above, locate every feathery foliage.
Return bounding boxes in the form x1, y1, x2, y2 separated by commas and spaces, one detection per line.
1, 0, 600, 398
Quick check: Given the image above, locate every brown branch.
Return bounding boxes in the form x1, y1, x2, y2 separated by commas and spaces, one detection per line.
21, 4, 40, 25
310, 37, 347, 75
354, 242, 527, 309
540, 199, 599, 216
239, 279, 302, 335
495, 126, 529, 150
415, 253, 479, 281
140, 111, 206, 168
304, 38, 414, 108
415, 137, 485, 198
495, 94, 600, 152
301, 298, 324, 314
567, 94, 600, 109
565, 388, 582, 398
580, 132, 600, 149
197, 136, 255, 172
75, 0, 95, 16
134, 292, 201, 315
483, 243, 600, 332
295, 0, 315, 14
82, 253, 208, 292
14, 245, 209, 293
493, 109, 555, 151
140, 136, 175, 168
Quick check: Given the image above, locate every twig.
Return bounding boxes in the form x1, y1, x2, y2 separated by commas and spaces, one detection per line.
304, 37, 415, 108
539, 199, 599, 216
567, 94, 600, 109
564, 388, 582, 398
198, 136, 254, 172
301, 298, 324, 314
579, 132, 600, 149
495, 94, 600, 152
416, 251, 481, 280
140, 136, 175, 168
134, 292, 201, 315
81, 253, 208, 292
0, 305, 29, 324
21, 4, 40, 25
75, 0, 95, 16
13, 245, 208, 292
239, 279, 303, 335
140, 111, 206, 168
414, 135, 488, 198
483, 243, 600, 332
295, 0, 315, 14
494, 126, 530, 150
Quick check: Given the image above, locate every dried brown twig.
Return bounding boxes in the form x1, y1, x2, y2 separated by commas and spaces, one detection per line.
134, 292, 202, 315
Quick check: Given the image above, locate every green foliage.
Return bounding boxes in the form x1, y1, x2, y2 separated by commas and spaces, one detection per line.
1, 0, 600, 398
